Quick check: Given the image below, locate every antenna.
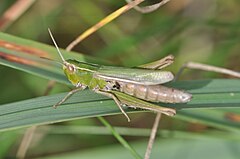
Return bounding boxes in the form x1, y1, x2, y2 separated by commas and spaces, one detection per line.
48, 28, 65, 62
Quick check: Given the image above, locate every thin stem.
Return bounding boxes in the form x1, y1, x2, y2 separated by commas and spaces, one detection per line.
16, 126, 37, 159
126, 0, 171, 14
66, 0, 145, 51
144, 113, 162, 159
98, 117, 142, 159
175, 61, 240, 80
0, 0, 36, 30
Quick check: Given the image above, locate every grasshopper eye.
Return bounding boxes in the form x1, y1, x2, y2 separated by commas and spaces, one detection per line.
67, 64, 76, 73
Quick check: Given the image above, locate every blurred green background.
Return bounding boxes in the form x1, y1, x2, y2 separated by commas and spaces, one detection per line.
0, 0, 240, 158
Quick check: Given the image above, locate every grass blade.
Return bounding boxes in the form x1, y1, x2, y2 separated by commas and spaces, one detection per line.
98, 117, 142, 159
0, 79, 239, 132
0, 32, 105, 85
0, 32, 240, 133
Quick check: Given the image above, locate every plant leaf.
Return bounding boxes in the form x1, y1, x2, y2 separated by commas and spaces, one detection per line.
0, 32, 240, 132
0, 79, 240, 132
0, 32, 106, 85
36, 138, 240, 159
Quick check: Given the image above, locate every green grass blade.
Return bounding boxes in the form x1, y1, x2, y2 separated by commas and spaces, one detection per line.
0, 32, 240, 133
0, 79, 239, 132
36, 138, 240, 159
39, 125, 240, 140
0, 32, 106, 85
98, 117, 142, 159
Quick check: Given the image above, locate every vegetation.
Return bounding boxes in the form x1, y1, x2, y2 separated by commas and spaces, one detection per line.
0, 0, 240, 158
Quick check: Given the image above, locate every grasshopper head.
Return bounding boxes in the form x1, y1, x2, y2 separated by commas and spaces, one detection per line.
49, 29, 96, 87
62, 60, 80, 86
63, 59, 97, 87
48, 29, 81, 86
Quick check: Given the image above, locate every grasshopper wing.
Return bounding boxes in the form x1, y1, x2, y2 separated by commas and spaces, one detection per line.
94, 66, 174, 85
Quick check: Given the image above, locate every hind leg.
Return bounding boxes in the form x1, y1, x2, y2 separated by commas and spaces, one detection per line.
139, 54, 174, 70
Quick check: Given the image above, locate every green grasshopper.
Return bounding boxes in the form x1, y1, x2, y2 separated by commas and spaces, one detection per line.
48, 29, 192, 121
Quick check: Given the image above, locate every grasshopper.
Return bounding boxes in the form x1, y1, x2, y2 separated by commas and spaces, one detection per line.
48, 29, 192, 121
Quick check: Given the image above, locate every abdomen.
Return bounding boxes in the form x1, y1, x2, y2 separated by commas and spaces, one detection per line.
118, 82, 191, 103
